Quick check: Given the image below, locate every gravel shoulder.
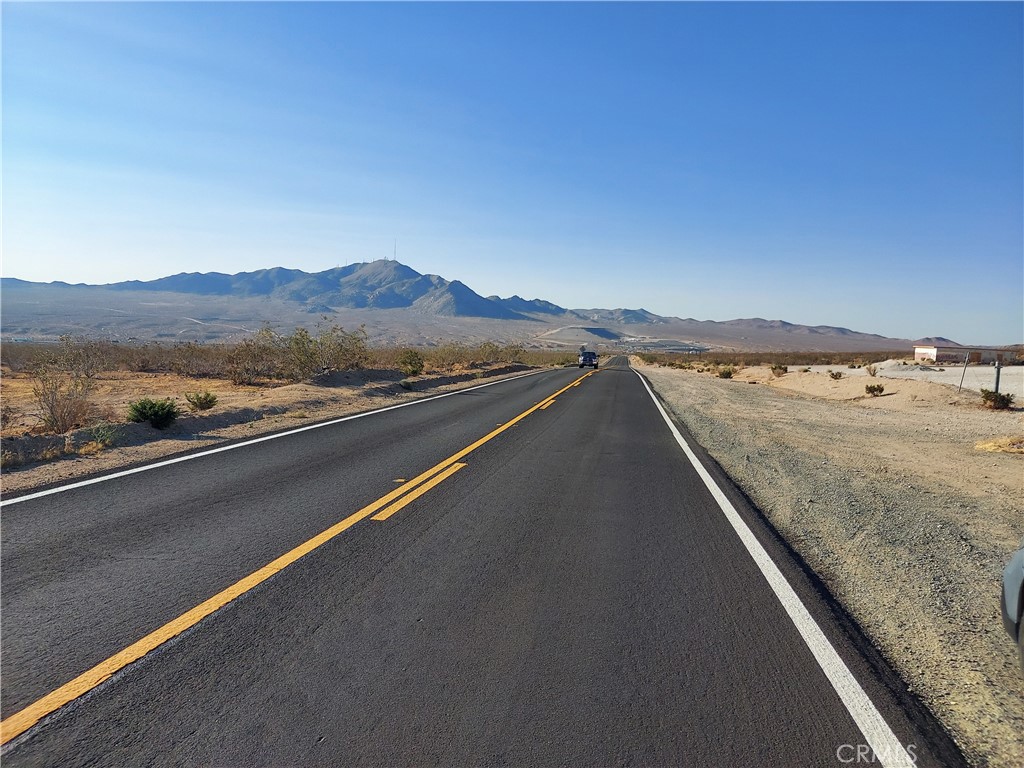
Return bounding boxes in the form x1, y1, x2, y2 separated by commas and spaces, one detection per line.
635, 358, 1023, 768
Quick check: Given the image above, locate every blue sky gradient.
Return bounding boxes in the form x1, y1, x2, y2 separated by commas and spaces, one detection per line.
3, 2, 1022, 343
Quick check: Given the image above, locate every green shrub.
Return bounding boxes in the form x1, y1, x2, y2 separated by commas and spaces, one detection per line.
127, 398, 180, 429
88, 421, 120, 447
718, 367, 734, 379
185, 391, 218, 411
865, 384, 885, 397
396, 349, 425, 376
828, 370, 843, 380
980, 389, 1015, 410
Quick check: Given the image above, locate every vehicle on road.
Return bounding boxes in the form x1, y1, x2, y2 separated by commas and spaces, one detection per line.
1002, 537, 1024, 674
579, 351, 599, 368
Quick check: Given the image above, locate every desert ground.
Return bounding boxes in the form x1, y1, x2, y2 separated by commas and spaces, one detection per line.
634, 359, 1023, 768
2, 355, 1022, 766
796, 360, 1024, 399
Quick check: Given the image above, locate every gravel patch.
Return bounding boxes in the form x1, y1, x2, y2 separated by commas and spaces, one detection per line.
637, 360, 1023, 768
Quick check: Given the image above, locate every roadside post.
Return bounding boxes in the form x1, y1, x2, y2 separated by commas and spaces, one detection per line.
958, 353, 970, 393
994, 359, 1002, 394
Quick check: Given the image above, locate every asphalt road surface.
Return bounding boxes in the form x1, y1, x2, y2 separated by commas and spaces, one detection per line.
1, 357, 964, 766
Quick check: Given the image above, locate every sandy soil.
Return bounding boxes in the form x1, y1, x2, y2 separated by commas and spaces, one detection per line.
792, 360, 1024, 399
635, 359, 1023, 768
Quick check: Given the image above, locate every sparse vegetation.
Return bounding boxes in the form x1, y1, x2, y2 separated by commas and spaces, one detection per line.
55, 334, 108, 379
1, 448, 24, 469
396, 349, 425, 376
31, 367, 94, 434
499, 343, 526, 364
185, 391, 218, 411
476, 341, 501, 364
88, 421, 120, 448
865, 364, 878, 377
770, 364, 788, 378
828, 370, 843, 380
634, 350, 906, 368
980, 389, 1015, 410
430, 344, 469, 373
229, 327, 282, 384
1, 399, 15, 430
865, 384, 885, 397
718, 367, 734, 379
127, 398, 181, 429
170, 342, 230, 378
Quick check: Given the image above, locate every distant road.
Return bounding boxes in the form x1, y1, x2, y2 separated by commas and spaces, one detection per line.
1, 357, 962, 766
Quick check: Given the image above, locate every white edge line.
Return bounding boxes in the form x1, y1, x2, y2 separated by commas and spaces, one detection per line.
633, 369, 915, 768
1, 368, 552, 508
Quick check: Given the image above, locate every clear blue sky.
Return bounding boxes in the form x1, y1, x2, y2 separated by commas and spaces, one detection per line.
3, 2, 1022, 343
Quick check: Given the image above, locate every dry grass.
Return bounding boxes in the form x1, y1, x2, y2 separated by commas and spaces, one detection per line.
975, 436, 1024, 454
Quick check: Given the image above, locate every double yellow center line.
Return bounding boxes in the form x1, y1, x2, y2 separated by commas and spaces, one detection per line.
0, 368, 599, 745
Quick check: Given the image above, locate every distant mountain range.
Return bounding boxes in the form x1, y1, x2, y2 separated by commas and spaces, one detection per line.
0, 260, 932, 350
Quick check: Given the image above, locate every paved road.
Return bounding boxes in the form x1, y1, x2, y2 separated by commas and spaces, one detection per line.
1, 357, 963, 766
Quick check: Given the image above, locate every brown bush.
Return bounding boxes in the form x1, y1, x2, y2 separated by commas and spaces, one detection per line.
31, 368, 94, 434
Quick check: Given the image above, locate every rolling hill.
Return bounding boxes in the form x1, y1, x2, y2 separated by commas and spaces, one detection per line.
1, 260, 920, 351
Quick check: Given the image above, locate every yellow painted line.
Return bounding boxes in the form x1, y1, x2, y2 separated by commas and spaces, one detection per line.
0, 369, 596, 745
371, 463, 467, 521
0, 457, 460, 745
539, 400, 555, 410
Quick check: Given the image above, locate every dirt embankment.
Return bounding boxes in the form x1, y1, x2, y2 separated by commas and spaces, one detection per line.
0, 364, 537, 496
635, 359, 1023, 768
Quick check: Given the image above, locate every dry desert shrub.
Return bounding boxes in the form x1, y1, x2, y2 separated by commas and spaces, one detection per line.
428, 344, 472, 373
170, 342, 230, 378
229, 328, 281, 384
0, 399, 15, 430
980, 389, 1015, 410
31, 367, 94, 434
